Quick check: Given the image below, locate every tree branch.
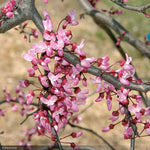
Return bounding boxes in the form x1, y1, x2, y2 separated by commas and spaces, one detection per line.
110, 0, 150, 13
63, 51, 150, 92
47, 111, 63, 150
0, 0, 36, 33
78, 0, 150, 59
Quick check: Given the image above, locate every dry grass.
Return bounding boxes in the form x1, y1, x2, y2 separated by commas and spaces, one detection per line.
0, 0, 150, 149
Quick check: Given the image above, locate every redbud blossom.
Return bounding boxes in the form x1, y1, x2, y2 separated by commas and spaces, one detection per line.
6, 12, 13, 18
71, 132, 83, 138
0, 109, 7, 116
26, 90, 35, 105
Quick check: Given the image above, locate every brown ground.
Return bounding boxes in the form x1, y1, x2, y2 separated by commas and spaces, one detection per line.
0, 0, 150, 150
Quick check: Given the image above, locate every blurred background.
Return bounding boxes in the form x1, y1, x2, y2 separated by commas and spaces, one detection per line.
0, 0, 150, 149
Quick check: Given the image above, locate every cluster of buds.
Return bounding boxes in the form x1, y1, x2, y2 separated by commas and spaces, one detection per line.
0, 0, 17, 19
14, 22, 39, 42
101, 8, 123, 15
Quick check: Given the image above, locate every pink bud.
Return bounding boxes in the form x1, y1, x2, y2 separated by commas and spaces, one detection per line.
44, 0, 48, 4
6, 12, 14, 18
120, 78, 130, 85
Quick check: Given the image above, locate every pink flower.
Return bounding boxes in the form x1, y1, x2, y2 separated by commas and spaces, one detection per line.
90, 76, 102, 92
120, 77, 130, 85
57, 29, 71, 45
106, 95, 112, 111
27, 68, 35, 77
102, 126, 110, 132
63, 81, 73, 95
81, 57, 95, 68
123, 127, 133, 139
144, 120, 150, 135
63, 9, 78, 28
11, 104, 19, 112
44, 0, 48, 3
23, 49, 36, 61
67, 9, 79, 26
0, 109, 7, 116
109, 111, 119, 122
48, 72, 62, 88
103, 81, 115, 93
95, 93, 104, 102
75, 39, 86, 57
102, 124, 114, 132
6, 12, 13, 18
128, 101, 142, 119
38, 75, 49, 88
71, 132, 83, 138
26, 90, 35, 105
97, 56, 110, 71
117, 88, 130, 104
42, 10, 53, 32
40, 95, 57, 106
76, 89, 89, 101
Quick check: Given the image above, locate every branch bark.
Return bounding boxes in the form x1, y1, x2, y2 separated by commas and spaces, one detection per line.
110, 0, 150, 13
78, 0, 150, 58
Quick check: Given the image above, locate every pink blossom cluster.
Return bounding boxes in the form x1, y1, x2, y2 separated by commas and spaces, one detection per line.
89, 54, 150, 139
0, 0, 17, 18
23, 9, 89, 137
14, 22, 39, 41
101, 8, 122, 15
2, 81, 34, 116
23, 9, 150, 141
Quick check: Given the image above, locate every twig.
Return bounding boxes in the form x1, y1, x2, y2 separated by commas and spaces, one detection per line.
20, 108, 39, 125
78, 0, 150, 58
68, 121, 116, 150
0, 99, 38, 107
110, 0, 150, 13
130, 132, 135, 150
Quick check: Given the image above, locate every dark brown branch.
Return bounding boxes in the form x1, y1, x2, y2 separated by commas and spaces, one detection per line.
110, 0, 150, 13
78, 0, 150, 58
68, 121, 116, 150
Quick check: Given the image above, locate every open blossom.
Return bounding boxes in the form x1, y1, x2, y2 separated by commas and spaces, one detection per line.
43, 0, 48, 3
0, 109, 7, 116
109, 111, 119, 122
43, 10, 53, 32
123, 127, 133, 139
128, 101, 142, 119
63, 9, 79, 28
48, 72, 62, 88
90, 76, 102, 92
81, 57, 95, 68
40, 95, 57, 106
75, 39, 86, 57
26, 90, 35, 105
117, 53, 135, 85
117, 88, 130, 104
144, 120, 150, 135
97, 56, 110, 71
